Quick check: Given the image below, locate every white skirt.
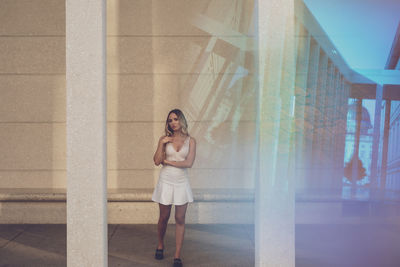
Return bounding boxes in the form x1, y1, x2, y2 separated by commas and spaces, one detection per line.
152, 166, 194, 205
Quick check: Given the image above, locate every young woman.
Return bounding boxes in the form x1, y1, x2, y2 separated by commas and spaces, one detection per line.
152, 109, 196, 267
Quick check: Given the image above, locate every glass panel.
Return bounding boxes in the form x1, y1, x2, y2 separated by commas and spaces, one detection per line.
106, 1, 256, 266
387, 100, 400, 192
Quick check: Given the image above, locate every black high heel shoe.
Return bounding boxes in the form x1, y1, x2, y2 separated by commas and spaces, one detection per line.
155, 249, 164, 260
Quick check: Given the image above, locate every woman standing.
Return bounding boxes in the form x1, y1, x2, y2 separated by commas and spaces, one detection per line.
152, 109, 196, 267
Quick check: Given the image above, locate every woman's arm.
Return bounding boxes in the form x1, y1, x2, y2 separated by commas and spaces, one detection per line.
164, 138, 196, 168
153, 136, 170, 166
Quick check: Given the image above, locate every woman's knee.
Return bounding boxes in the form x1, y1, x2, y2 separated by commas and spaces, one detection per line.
159, 213, 170, 223
175, 214, 186, 225
159, 204, 171, 223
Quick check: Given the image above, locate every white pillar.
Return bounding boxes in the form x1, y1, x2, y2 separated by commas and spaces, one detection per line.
255, 0, 295, 266
66, 0, 107, 266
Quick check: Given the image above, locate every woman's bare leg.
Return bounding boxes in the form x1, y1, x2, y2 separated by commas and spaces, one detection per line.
174, 203, 188, 259
157, 203, 172, 249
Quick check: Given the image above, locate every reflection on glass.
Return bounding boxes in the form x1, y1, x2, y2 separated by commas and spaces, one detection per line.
344, 98, 373, 187
387, 100, 400, 191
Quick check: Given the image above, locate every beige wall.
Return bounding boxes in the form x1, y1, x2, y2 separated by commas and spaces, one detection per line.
0, 0, 66, 188
0, 0, 257, 191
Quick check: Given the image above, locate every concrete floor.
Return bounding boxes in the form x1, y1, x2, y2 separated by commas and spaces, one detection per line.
0, 224, 254, 267
1, 224, 400, 266
296, 224, 400, 267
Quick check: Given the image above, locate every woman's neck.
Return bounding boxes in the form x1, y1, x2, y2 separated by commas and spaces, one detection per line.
172, 130, 185, 137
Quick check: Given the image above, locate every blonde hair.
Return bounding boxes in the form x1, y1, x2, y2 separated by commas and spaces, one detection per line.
165, 109, 189, 137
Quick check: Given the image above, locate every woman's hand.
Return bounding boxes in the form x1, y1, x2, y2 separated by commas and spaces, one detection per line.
154, 136, 172, 166
157, 137, 196, 168
160, 136, 173, 145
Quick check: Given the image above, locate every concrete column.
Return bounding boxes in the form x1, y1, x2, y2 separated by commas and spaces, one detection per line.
255, 0, 295, 265
380, 100, 391, 190
321, 62, 335, 185
321, 64, 335, 189
330, 70, 338, 165
336, 78, 349, 188
66, 0, 107, 266
294, 28, 311, 192
322, 62, 333, 149
327, 70, 335, 184
312, 53, 328, 159
393, 122, 396, 160
303, 41, 320, 190
370, 84, 383, 189
311, 52, 328, 188
351, 99, 363, 195
294, 20, 301, 62
331, 71, 344, 190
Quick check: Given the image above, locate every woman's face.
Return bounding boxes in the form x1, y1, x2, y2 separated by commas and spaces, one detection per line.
168, 112, 181, 132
